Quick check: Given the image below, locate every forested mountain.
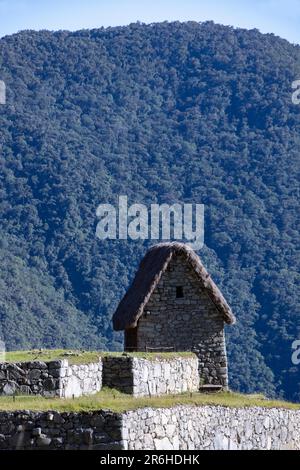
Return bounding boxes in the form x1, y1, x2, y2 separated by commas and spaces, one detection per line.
0, 21, 299, 400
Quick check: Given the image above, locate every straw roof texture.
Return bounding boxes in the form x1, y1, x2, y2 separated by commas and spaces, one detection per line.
113, 242, 236, 330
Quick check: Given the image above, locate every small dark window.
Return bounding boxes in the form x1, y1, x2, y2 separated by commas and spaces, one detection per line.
176, 286, 184, 298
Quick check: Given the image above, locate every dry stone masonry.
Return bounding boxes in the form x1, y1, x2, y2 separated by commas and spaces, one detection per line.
137, 255, 229, 386
103, 354, 199, 396
0, 410, 122, 450
2, 354, 299, 450
0, 354, 198, 398
0, 405, 299, 450
0, 359, 102, 398
59, 361, 102, 398
113, 243, 235, 390
123, 405, 300, 450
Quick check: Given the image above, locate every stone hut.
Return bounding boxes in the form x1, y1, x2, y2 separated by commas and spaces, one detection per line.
113, 242, 236, 387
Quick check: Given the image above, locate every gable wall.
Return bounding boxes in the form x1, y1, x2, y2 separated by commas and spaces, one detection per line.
136, 254, 228, 386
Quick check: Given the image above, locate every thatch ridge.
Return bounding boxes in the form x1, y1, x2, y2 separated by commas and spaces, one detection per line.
113, 242, 236, 331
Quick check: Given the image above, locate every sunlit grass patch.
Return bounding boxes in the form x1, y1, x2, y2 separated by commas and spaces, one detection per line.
0, 388, 298, 413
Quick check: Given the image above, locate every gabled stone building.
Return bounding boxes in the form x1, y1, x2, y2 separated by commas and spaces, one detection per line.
113, 242, 236, 388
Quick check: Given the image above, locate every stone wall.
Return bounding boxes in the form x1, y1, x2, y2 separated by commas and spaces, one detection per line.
103, 354, 199, 397
0, 410, 122, 450
123, 405, 300, 450
103, 356, 133, 394
59, 361, 102, 398
0, 405, 299, 450
136, 254, 228, 387
0, 354, 198, 399
0, 359, 102, 398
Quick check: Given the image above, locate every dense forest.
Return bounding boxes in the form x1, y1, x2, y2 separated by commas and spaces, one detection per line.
0, 21, 299, 400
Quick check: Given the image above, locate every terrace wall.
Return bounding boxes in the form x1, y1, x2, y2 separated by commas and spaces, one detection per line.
0, 405, 299, 450
102, 354, 199, 397
0, 359, 102, 398
123, 405, 300, 450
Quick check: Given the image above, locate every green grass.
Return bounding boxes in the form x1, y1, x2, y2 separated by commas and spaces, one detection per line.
0, 388, 298, 413
4, 349, 103, 365
4, 349, 195, 365
102, 351, 196, 360
2, 350, 298, 413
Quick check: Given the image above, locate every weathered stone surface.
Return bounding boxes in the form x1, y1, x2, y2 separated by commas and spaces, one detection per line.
44, 378, 57, 391
0, 404, 299, 450
63, 375, 83, 399
103, 355, 199, 397
1, 404, 293, 450
0, 371, 6, 380
60, 362, 102, 399
0, 359, 102, 398
2, 382, 17, 395
123, 405, 300, 450
0, 410, 122, 450
7, 365, 25, 381
28, 369, 42, 381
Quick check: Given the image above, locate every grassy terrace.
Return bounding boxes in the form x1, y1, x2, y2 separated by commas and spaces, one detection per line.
1, 350, 299, 412
4, 349, 195, 365
4, 349, 102, 365
0, 388, 298, 413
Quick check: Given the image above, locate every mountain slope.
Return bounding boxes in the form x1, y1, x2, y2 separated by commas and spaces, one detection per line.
0, 21, 299, 399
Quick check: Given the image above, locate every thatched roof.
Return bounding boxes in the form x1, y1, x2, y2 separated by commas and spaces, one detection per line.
113, 242, 236, 330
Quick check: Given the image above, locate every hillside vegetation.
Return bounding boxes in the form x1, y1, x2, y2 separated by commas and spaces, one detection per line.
0, 22, 299, 400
